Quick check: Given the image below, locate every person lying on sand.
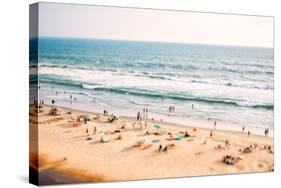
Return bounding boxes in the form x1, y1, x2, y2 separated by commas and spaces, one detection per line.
241, 146, 252, 153
145, 131, 150, 135
153, 132, 162, 136
107, 114, 119, 123
112, 129, 121, 134
223, 155, 237, 165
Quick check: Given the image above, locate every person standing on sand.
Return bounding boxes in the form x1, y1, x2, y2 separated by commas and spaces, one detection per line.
93, 127, 97, 135
145, 108, 148, 119
137, 111, 141, 121
264, 128, 269, 136
248, 130, 251, 137
225, 140, 230, 149
210, 130, 213, 138
143, 108, 145, 120
159, 144, 162, 152
51, 99, 55, 106
214, 120, 217, 129
242, 126, 245, 132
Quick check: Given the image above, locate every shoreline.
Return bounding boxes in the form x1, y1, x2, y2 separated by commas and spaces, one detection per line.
30, 104, 274, 184
42, 103, 273, 137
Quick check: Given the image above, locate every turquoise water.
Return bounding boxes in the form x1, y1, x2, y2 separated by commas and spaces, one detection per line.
30, 37, 274, 130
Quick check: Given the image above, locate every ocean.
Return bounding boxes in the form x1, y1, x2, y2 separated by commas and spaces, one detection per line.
30, 37, 274, 132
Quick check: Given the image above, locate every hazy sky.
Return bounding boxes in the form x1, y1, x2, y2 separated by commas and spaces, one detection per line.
38, 2, 274, 48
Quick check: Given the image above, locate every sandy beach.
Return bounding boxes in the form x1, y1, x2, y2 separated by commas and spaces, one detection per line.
29, 104, 274, 185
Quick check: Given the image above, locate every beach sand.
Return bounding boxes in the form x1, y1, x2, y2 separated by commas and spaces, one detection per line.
29, 105, 274, 185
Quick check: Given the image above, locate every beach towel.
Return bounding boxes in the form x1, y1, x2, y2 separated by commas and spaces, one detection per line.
175, 137, 184, 141
154, 125, 161, 129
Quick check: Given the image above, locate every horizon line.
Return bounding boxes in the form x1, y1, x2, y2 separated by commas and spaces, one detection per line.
31, 35, 274, 49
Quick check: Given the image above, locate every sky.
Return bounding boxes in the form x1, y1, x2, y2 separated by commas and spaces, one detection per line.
37, 2, 274, 48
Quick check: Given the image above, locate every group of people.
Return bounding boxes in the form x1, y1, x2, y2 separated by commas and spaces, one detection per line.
142, 108, 149, 119
47, 84, 272, 139
137, 108, 149, 121
242, 125, 270, 137
39, 99, 45, 104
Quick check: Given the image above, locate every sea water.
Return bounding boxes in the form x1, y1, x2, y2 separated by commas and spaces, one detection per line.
30, 37, 274, 132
